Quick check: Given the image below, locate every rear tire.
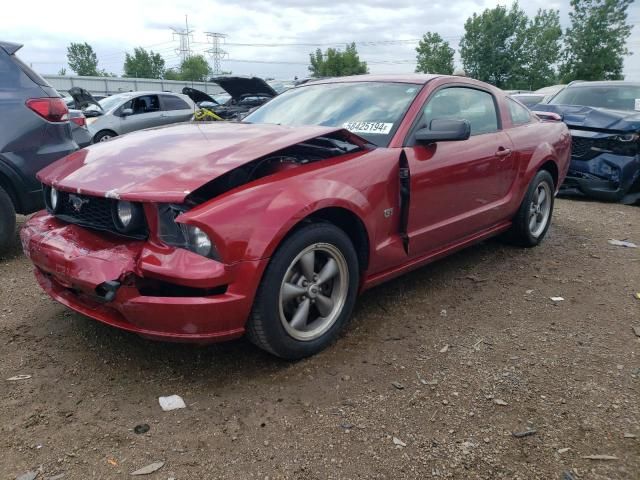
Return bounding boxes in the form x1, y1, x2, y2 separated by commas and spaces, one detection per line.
94, 130, 117, 143
247, 223, 359, 360
0, 185, 16, 255
507, 170, 555, 247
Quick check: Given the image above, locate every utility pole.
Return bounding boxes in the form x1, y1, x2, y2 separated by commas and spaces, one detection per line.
205, 32, 228, 75
172, 15, 193, 63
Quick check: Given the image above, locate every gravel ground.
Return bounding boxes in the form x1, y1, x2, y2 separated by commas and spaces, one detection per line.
1, 198, 639, 480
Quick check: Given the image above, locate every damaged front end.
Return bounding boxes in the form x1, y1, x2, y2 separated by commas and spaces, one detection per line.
562, 129, 640, 204
21, 123, 369, 342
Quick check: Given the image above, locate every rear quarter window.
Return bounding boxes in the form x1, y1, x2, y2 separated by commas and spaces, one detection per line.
507, 98, 532, 126
161, 95, 191, 111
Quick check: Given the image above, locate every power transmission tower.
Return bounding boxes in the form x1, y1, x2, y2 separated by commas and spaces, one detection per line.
172, 15, 193, 63
205, 32, 228, 75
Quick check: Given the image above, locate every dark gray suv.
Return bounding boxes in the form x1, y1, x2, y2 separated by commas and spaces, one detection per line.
0, 41, 77, 252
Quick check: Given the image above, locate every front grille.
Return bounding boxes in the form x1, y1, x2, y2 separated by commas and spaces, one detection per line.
52, 191, 148, 239
571, 137, 599, 160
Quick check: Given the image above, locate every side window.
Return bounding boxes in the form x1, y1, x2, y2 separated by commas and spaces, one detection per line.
131, 95, 160, 114
507, 98, 532, 126
423, 87, 499, 135
161, 95, 190, 111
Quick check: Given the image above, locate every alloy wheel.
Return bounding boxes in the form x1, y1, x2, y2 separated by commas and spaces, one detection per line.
528, 181, 552, 238
278, 243, 349, 341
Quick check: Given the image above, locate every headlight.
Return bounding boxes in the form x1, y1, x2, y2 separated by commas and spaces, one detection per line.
44, 185, 60, 213
157, 204, 220, 260
187, 226, 212, 257
112, 200, 144, 233
50, 187, 59, 211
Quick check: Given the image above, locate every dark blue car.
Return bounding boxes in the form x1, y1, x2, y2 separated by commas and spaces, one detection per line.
534, 81, 640, 204
0, 41, 77, 252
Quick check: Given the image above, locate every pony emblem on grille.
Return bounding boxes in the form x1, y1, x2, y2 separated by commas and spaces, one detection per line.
68, 194, 89, 213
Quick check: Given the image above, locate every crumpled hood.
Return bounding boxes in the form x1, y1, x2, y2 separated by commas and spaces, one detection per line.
37, 122, 355, 203
534, 104, 640, 132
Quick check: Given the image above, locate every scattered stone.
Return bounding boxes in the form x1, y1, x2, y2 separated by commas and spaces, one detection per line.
130, 461, 165, 475
420, 379, 438, 386
158, 395, 186, 411
562, 471, 577, 480
6, 375, 32, 381
632, 326, 640, 338
525, 289, 534, 294
440, 309, 447, 317
340, 422, 354, 430
439, 344, 449, 353
466, 275, 487, 283
582, 454, 618, 461
493, 398, 508, 406
512, 429, 537, 438
134, 424, 150, 435
15, 472, 38, 480
392, 437, 406, 447
391, 382, 405, 390
550, 297, 565, 302
623, 433, 637, 439
558, 448, 571, 454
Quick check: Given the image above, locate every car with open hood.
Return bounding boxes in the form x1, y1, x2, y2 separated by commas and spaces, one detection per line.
68, 88, 195, 143
534, 81, 640, 204
183, 75, 277, 120
21, 74, 570, 359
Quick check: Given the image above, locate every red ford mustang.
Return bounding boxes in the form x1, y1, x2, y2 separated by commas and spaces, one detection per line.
21, 75, 571, 359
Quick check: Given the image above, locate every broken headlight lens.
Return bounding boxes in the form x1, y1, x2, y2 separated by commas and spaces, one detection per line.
157, 204, 220, 260
50, 187, 59, 211
43, 185, 60, 213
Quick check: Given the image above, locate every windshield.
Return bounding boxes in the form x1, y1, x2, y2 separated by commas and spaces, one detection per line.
85, 94, 129, 113
244, 82, 422, 146
549, 85, 640, 111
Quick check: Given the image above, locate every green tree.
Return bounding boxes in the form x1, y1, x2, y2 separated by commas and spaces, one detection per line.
66, 42, 99, 76
308, 43, 368, 77
459, 3, 528, 88
179, 55, 212, 82
560, 0, 633, 82
163, 68, 182, 80
415, 32, 455, 75
519, 9, 563, 90
123, 47, 165, 79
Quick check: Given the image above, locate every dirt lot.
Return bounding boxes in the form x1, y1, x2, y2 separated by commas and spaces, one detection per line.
1, 198, 639, 480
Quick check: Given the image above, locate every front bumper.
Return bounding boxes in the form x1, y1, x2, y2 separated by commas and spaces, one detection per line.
21, 213, 268, 343
559, 152, 640, 202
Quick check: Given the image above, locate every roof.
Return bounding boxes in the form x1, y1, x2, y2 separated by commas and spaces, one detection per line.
568, 80, 640, 88
0, 41, 22, 55
304, 74, 442, 85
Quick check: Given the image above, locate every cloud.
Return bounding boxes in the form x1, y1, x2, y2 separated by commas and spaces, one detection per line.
2, 0, 638, 80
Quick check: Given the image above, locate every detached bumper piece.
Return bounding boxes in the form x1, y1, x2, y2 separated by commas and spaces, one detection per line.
560, 152, 640, 203
21, 213, 267, 343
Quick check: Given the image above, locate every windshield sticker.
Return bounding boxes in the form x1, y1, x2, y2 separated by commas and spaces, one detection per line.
635, 99, 640, 111
343, 121, 394, 135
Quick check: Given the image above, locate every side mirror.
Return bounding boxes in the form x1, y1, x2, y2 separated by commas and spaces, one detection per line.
415, 118, 471, 144
121, 108, 133, 117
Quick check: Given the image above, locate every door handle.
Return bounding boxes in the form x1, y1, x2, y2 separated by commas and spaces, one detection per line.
495, 147, 512, 157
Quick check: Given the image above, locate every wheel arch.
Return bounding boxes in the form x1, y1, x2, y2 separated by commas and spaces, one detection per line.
280, 206, 371, 273
93, 129, 118, 142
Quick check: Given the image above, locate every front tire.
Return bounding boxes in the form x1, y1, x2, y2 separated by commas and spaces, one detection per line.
507, 169, 555, 247
247, 223, 359, 360
94, 130, 117, 143
0, 185, 16, 255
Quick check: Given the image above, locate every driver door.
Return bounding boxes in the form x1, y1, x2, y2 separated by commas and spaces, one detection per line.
404, 86, 517, 255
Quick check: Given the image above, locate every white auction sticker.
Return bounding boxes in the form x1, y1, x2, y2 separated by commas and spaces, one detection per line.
343, 121, 394, 134
635, 98, 640, 111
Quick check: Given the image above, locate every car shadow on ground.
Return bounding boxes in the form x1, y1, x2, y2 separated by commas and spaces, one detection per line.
49, 235, 524, 388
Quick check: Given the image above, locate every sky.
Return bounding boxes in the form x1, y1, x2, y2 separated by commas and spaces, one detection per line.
2, 0, 639, 81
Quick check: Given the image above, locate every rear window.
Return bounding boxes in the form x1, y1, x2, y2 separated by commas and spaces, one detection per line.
12, 54, 51, 87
